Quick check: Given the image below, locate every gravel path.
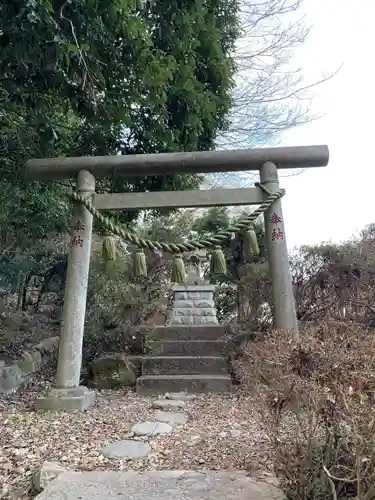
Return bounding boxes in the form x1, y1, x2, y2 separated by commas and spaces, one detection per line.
0, 370, 274, 499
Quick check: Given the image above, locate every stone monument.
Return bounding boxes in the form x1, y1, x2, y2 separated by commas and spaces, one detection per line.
168, 250, 218, 325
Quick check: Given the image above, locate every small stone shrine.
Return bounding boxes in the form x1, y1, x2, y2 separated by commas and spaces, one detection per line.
168, 250, 219, 325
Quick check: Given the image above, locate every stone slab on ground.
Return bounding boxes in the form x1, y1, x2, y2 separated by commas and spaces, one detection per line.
32, 461, 69, 493
165, 392, 195, 401
132, 421, 173, 436
100, 440, 151, 459
35, 470, 283, 499
152, 399, 186, 410
154, 410, 188, 425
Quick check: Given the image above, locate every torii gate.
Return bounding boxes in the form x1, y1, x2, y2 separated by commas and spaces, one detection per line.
26, 145, 329, 410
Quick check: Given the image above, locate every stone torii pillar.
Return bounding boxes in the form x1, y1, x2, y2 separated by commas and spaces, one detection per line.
260, 161, 298, 340
35, 170, 96, 410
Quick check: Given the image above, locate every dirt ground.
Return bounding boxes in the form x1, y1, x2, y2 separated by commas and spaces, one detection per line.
0, 299, 276, 499
0, 366, 275, 499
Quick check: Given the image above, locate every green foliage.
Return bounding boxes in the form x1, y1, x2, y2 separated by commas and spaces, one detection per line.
86, 254, 132, 326
197, 208, 267, 322
194, 206, 266, 272
0, 0, 239, 249
192, 206, 231, 235
140, 209, 199, 243
141, 0, 239, 152
139, 206, 267, 321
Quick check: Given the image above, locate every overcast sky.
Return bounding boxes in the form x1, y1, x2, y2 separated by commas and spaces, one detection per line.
278, 0, 374, 249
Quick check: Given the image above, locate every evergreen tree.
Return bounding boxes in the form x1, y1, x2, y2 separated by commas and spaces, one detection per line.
0, 0, 240, 250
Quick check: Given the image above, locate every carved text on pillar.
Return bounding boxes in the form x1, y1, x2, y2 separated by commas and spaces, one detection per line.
71, 235, 84, 248
272, 228, 284, 241
71, 219, 85, 248
270, 212, 284, 241
270, 213, 282, 225
73, 220, 85, 232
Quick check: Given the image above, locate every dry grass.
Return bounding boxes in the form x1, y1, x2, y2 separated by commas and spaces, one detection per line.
234, 321, 375, 500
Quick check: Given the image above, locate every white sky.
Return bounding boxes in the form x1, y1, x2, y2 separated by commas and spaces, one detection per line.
278, 0, 375, 249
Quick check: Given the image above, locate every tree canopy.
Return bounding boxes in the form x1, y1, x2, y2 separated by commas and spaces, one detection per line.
0, 0, 240, 251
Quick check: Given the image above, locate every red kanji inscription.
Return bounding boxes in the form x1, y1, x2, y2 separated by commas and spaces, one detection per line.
270, 213, 282, 225
73, 220, 85, 232
272, 228, 284, 241
71, 235, 84, 248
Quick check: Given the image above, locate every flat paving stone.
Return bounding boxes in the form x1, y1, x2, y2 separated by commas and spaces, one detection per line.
35, 470, 283, 499
100, 440, 151, 459
152, 399, 185, 410
132, 421, 173, 436
154, 410, 188, 425
166, 392, 195, 401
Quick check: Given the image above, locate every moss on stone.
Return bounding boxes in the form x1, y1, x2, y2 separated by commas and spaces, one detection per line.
91, 354, 136, 389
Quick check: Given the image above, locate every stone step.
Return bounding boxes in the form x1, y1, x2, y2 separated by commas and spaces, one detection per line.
151, 325, 227, 341
142, 356, 229, 375
149, 340, 226, 357
136, 374, 232, 395
35, 470, 282, 500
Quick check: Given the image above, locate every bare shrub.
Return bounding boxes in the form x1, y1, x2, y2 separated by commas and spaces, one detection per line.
234, 321, 375, 500
292, 241, 375, 327
236, 234, 375, 330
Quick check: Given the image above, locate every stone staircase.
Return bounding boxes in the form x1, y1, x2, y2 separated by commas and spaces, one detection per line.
136, 325, 232, 395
